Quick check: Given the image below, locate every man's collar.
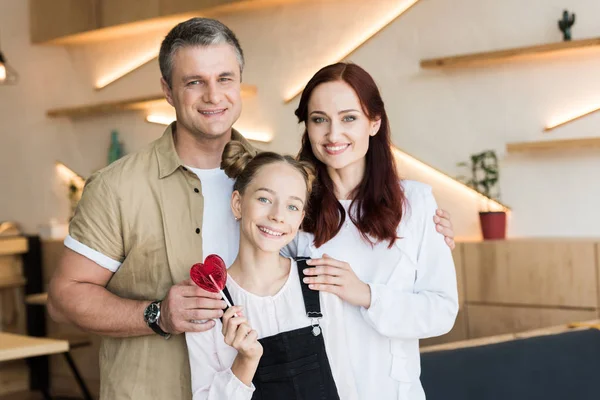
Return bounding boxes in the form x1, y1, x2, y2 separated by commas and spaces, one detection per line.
155, 123, 182, 179
155, 123, 256, 179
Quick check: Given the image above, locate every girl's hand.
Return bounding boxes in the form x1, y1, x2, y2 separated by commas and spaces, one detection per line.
303, 254, 371, 308
222, 306, 263, 361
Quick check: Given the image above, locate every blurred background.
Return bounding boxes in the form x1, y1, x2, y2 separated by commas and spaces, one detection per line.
1, 0, 599, 398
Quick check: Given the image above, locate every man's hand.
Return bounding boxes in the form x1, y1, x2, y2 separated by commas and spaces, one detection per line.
434, 209, 455, 250
159, 279, 227, 334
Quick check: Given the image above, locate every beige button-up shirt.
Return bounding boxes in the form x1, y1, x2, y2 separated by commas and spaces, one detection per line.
69, 123, 254, 400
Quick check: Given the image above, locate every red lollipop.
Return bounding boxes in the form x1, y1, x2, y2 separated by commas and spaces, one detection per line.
190, 254, 233, 308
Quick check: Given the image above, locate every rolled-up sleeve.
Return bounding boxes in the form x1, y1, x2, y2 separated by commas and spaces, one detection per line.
66, 173, 124, 268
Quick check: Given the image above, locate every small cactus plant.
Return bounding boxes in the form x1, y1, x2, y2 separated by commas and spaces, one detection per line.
558, 10, 575, 41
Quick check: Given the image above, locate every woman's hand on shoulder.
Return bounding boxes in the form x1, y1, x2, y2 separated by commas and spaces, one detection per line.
303, 254, 371, 308
222, 306, 263, 361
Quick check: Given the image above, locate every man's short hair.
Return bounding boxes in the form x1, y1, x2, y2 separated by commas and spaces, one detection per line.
159, 18, 245, 87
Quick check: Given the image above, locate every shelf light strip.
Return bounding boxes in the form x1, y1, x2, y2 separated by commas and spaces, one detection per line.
145, 114, 273, 143
93, 1, 420, 96
544, 105, 600, 131
95, 49, 159, 90
392, 147, 509, 212
283, 0, 420, 103
56, 161, 86, 187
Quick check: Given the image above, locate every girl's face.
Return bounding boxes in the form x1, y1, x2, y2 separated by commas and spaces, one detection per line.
231, 162, 307, 254
306, 80, 381, 172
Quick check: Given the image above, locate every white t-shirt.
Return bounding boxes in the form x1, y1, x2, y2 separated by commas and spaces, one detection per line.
64, 167, 239, 272
188, 167, 239, 267
185, 259, 359, 400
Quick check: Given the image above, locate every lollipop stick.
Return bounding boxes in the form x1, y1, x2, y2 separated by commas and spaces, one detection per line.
219, 290, 233, 309
209, 274, 233, 309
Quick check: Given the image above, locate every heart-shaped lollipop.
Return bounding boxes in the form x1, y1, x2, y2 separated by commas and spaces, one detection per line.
190, 254, 227, 292
190, 254, 233, 309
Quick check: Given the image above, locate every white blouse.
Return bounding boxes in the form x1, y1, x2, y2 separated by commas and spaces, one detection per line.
185, 259, 359, 400
284, 180, 459, 400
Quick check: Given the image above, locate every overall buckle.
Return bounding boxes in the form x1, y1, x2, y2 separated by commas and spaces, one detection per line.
307, 312, 322, 336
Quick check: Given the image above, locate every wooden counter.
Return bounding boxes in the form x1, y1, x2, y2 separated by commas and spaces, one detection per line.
423, 239, 600, 347
0, 333, 68, 362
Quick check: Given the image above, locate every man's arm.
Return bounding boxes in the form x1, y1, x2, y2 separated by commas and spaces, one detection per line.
48, 248, 226, 338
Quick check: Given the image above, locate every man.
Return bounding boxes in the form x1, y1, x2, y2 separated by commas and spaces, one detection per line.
48, 18, 456, 400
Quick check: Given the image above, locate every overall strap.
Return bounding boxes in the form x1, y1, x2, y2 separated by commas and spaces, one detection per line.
219, 286, 235, 324
295, 257, 322, 319
222, 286, 234, 308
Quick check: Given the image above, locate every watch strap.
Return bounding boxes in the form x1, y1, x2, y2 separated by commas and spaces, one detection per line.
146, 301, 171, 339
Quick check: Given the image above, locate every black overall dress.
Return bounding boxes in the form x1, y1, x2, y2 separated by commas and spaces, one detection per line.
223, 257, 341, 400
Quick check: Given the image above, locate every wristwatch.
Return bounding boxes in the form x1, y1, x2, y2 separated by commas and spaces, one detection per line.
144, 300, 171, 339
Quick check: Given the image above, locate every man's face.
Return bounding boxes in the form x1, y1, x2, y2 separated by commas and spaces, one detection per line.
163, 44, 242, 140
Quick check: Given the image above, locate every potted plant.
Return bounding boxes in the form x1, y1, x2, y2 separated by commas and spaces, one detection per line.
457, 150, 507, 240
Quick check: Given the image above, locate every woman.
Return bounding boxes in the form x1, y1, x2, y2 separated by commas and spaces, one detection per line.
186, 141, 359, 399
285, 62, 459, 400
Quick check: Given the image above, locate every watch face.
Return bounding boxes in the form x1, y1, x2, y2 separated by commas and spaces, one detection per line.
144, 302, 160, 324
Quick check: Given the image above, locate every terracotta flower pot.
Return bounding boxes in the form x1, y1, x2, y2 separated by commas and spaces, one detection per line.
479, 211, 506, 240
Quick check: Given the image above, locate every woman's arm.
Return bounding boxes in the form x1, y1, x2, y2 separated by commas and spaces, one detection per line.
360, 187, 459, 339
280, 231, 301, 258
304, 186, 458, 339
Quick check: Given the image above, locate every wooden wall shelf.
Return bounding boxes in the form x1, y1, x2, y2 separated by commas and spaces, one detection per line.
25, 292, 48, 306
47, 94, 165, 118
506, 137, 600, 153
421, 37, 600, 69
33, 0, 308, 45
0, 237, 28, 256
47, 85, 257, 118
0, 276, 27, 289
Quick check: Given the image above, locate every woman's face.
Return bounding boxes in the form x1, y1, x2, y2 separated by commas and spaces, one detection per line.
306, 80, 381, 172
231, 162, 307, 254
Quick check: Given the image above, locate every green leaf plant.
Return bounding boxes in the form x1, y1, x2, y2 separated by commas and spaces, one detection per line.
456, 150, 502, 212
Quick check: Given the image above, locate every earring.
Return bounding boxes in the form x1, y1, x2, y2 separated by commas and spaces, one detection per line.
235, 216, 240, 221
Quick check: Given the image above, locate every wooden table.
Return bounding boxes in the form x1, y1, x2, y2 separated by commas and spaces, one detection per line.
0, 332, 69, 362
23, 291, 95, 399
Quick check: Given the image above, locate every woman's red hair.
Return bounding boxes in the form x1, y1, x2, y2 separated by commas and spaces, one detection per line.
295, 63, 405, 248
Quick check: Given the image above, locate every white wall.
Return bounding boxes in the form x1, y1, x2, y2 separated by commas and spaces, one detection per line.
0, 0, 86, 231
1, 0, 599, 238
0, 0, 170, 232
370, 0, 600, 238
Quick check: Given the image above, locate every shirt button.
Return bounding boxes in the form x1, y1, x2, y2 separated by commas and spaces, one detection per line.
195, 228, 200, 234
194, 188, 199, 193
